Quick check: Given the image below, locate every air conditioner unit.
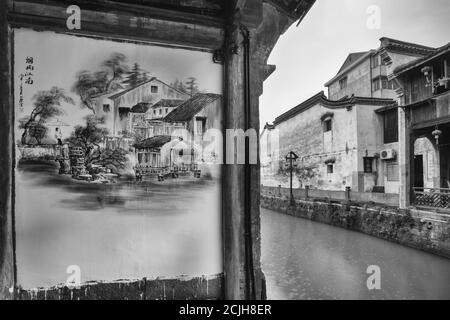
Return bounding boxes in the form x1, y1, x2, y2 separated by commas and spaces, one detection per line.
380, 149, 396, 160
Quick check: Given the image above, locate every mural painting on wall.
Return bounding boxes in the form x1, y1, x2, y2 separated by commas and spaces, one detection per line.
14, 29, 223, 289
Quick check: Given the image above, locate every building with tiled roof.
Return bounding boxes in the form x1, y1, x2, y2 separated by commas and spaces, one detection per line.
164, 93, 222, 122
93, 78, 190, 136
261, 90, 399, 194
325, 37, 436, 101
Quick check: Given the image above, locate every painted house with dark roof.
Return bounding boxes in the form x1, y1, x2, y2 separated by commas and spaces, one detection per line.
165, 93, 222, 135
93, 78, 190, 136
325, 37, 435, 101
165, 93, 223, 163
128, 99, 186, 139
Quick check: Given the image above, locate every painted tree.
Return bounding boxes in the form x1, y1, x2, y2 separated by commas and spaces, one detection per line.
123, 62, 150, 88
98, 148, 128, 173
20, 87, 74, 145
170, 78, 188, 94
67, 115, 109, 167
185, 77, 199, 96
102, 53, 129, 92
67, 115, 128, 173
72, 52, 129, 114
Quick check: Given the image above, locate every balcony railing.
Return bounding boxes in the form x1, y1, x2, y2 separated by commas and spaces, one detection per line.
413, 187, 450, 209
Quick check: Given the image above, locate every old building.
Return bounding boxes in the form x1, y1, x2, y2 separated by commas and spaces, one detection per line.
94, 77, 190, 136
133, 94, 222, 171
261, 37, 439, 195
261, 92, 397, 192
393, 42, 450, 209
165, 93, 223, 163
325, 38, 436, 101
128, 100, 186, 139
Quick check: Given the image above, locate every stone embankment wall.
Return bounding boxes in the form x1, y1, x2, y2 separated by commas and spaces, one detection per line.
261, 188, 450, 259
16, 274, 223, 300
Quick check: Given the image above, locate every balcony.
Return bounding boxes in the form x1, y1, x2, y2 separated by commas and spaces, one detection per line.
414, 187, 450, 209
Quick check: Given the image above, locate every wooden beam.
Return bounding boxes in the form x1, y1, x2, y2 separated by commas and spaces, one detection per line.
10, 1, 225, 50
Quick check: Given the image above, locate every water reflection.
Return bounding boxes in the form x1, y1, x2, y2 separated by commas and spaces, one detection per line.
261, 208, 450, 300
16, 163, 222, 289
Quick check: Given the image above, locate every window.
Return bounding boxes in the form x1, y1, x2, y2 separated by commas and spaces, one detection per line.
103, 104, 110, 113
196, 117, 206, 135
339, 77, 347, 90
363, 157, 373, 173
383, 109, 398, 143
151, 85, 158, 93
323, 119, 332, 132
386, 161, 399, 181
381, 76, 389, 89
165, 108, 168, 114
372, 78, 380, 91
159, 109, 162, 115
327, 164, 334, 174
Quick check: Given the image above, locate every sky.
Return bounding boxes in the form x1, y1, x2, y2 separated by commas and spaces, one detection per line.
14, 28, 222, 138
260, 0, 450, 126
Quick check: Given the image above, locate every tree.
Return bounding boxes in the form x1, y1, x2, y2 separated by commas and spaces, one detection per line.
102, 52, 129, 92
72, 52, 129, 114
123, 62, 150, 88
170, 78, 188, 95
185, 77, 199, 96
67, 115, 109, 167
295, 165, 318, 188
98, 148, 128, 173
72, 71, 107, 114
20, 87, 74, 145
67, 115, 128, 173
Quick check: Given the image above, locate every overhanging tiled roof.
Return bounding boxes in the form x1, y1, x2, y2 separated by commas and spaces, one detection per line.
266, 0, 317, 21
151, 99, 186, 109
164, 93, 221, 122
393, 42, 450, 76
133, 135, 172, 149
274, 91, 396, 125
130, 102, 152, 113
379, 37, 436, 56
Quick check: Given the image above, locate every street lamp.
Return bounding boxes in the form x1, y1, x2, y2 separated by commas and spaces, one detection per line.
285, 151, 299, 205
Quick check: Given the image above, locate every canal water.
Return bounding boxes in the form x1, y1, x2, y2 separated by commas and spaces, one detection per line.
261, 208, 450, 300
15, 163, 222, 289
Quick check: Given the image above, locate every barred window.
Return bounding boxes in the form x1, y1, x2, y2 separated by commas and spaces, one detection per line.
383, 109, 398, 144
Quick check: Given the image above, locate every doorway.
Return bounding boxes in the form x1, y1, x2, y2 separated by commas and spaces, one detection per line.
414, 154, 424, 190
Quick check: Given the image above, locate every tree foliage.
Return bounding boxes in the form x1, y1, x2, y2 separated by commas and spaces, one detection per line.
123, 62, 150, 88
67, 115, 109, 166
185, 77, 199, 96
20, 87, 74, 145
67, 115, 128, 172
72, 52, 129, 114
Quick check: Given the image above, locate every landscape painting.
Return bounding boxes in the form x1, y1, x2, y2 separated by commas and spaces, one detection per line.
14, 28, 223, 289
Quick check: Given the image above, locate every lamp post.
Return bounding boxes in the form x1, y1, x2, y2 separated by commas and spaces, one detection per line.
285, 151, 299, 205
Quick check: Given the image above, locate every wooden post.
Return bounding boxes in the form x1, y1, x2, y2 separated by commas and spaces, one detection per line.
345, 187, 351, 202
0, 0, 15, 300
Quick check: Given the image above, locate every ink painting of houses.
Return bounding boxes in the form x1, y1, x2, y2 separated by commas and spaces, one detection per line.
13, 28, 223, 289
